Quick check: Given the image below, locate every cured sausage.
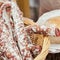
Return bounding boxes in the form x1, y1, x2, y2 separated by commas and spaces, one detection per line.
0, 2, 22, 60
11, 2, 41, 60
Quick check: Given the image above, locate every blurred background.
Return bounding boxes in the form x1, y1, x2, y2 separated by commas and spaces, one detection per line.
17, 0, 40, 22
17, 0, 60, 22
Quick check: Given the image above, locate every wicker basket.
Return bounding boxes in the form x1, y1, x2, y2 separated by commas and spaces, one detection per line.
23, 17, 50, 60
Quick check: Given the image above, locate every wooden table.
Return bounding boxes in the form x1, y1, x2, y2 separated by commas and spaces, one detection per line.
46, 44, 60, 60
46, 53, 60, 60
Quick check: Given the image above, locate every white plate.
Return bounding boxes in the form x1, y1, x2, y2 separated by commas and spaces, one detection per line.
49, 44, 60, 53
37, 10, 60, 26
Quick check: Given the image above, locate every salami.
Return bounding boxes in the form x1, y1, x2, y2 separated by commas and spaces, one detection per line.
0, 1, 22, 60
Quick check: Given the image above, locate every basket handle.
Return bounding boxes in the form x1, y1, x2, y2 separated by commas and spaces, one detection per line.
34, 37, 50, 60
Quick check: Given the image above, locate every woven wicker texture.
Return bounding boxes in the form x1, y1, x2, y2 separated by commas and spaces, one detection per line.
23, 17, 50, 60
